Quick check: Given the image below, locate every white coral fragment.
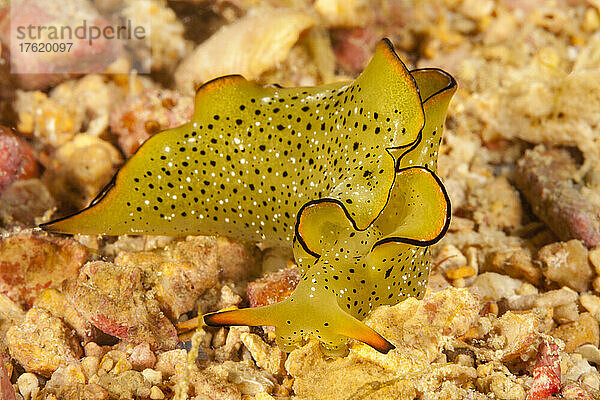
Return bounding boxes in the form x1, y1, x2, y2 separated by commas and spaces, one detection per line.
175, 9, 315, 94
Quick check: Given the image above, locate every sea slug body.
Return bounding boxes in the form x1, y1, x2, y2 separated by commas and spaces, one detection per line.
42, 39, 456, 355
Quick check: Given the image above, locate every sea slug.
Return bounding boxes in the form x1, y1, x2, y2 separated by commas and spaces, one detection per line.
42, 39, 456, 355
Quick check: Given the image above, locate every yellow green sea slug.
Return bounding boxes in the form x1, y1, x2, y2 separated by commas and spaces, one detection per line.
42, 39, 456, 355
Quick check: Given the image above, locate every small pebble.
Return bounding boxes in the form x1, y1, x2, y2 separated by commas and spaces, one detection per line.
538, 240, 593, 292
137, 386, 151, 399
83, 383, 110, 400
436, 244, 467, 274
581, 371, 600, 390
488, 248, 542, 286
576, 344, 600, 365
452, 277, 466, 288
154, 349, 186, 378
553, 302, 579, 324
456, 354, 474, 367
446, 266, 476, 280
561, 382, 594, 400
98, 357, 114, 376
516, 283, 538, 296
84, 342, 106, 358
505, 294, 537, 311
130, 342, 156, 371
102, 350, 131, 375
535, 287, 578, 309
551, 313, 599, 353
81, 356, 100, 380
471, 272, 522, 301
17, 373, 39, 400
150, 386, 165, 400
212, 328, 227, 348
142, 369, 163, 386
580, 294, 600, 320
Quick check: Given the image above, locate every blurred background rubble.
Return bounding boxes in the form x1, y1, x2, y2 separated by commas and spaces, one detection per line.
1, 0, 600, 399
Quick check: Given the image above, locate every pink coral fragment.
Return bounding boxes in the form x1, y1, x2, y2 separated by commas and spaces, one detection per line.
525, 340, 561, 400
